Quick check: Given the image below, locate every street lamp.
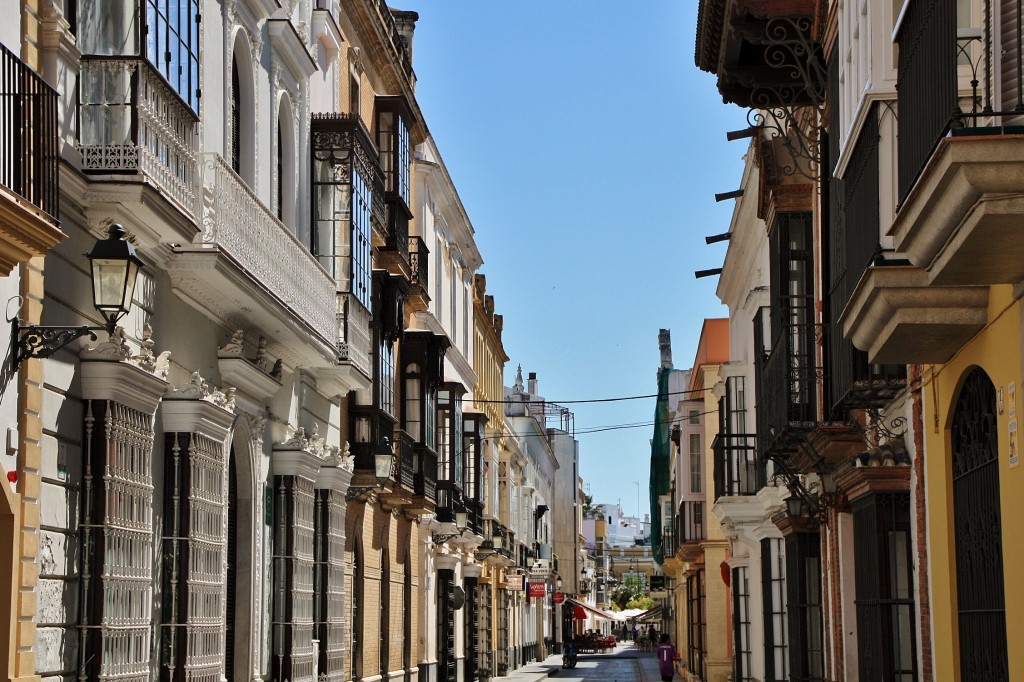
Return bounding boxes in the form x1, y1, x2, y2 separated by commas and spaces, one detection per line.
345, 437, 395, 500
14, 224, 144, 365
433, 508, 470, 544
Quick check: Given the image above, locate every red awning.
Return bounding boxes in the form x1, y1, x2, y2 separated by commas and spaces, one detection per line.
565, 599, 615, 620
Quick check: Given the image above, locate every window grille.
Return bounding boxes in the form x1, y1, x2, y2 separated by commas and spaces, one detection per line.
761, 538, 789, 682
79, 401, 157, 682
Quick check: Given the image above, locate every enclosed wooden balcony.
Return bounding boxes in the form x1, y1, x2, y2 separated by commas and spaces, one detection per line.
695, 0, 824, 108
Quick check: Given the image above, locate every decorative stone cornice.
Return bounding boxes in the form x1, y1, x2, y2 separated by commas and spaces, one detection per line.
80, 349, 170, 416
162, 371, 236, 440
434, 553, 460, 571
462, 563, 483, 579
272, 426, 341, 480
316, 442, 355, 491
218, 331, 283, 411
268, 18, 317, 82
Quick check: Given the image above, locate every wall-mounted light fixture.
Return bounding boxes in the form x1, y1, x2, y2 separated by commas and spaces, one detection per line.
12, 224, 144, 367
783, 471, 843, 522
432, 509, 469, 544
345, 437, 394, 500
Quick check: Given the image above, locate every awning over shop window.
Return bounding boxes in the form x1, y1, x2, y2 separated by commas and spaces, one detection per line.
565, 598, 616, 620
636, 604, 663, 622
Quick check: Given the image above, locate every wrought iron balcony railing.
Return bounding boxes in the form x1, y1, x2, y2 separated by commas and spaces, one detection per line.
393, 429, 416, 491
896, 0, 1024, 204
408, 236, 429, 287
200, 153, 337, 345
662, 522, 678, 559
679, 501, 705, 543
713, 433, 764, 499
757, 323, 821, 457
413, 444, 438, 502
0, 43, 59, 220
79, 58, 198, 216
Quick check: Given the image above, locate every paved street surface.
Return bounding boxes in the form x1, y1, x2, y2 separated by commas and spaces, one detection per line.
499, 642, 663, 682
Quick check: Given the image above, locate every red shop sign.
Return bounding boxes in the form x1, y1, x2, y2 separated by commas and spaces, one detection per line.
528, 582, 547, 598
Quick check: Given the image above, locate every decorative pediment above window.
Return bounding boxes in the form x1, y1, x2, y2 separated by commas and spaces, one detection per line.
239, 0, 282, 23
268, 18, 317, 82
312, 7, 343, 64
162, 371, 237, 441
273, 425, 340, 480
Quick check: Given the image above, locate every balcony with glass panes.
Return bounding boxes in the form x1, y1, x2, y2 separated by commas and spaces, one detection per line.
401, 331, 449, 512
434, 383, 470, 539
76, 0, 200, 218
373, 96, 415, 277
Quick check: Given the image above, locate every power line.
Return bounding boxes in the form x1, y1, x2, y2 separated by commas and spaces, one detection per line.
472, 387, 707, 406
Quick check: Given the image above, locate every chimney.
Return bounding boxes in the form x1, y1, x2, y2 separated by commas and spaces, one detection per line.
658, 329, 673, 369
528, 372, 538, 396
390, 10, 418, 62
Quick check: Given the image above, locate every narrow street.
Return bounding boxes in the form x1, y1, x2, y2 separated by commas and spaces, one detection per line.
502, 643, 664, 682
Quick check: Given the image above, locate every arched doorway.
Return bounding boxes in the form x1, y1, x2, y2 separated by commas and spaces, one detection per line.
951, 366, 1008, 679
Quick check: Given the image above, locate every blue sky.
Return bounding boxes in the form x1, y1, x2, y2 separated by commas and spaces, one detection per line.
397, 1, 748, 515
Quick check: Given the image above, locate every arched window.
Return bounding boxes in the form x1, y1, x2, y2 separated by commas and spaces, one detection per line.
230, 57, 241, 174
276, 99, 296, 230
951, 366, 1008, 679
229, 37, 255, 186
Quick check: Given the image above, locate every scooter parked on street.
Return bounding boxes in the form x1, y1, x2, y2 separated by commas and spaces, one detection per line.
562, 642, 578, 669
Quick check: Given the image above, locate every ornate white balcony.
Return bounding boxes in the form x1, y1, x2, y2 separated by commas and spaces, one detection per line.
166, 154, 341, 368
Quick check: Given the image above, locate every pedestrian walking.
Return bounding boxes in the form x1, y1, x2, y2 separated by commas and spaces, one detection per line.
656, 634, 678, 681
631, 622, 639, 642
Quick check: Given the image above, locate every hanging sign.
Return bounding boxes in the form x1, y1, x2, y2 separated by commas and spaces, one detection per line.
528, 582, 547, 598
553, 591, 565, 604
506, 574, 524, 591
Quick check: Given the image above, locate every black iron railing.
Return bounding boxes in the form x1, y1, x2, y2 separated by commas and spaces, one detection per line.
413, 444, 437, 502
351, 441, 376, 471
393, 429, 416, 490
408, 236, 429, 288
895, 0, 957, 204
757, 322, 820, 457
0, 43, 59, 220
662, 521, 678, 558
825, 105, 907, 411
680, 501, 705, 543
386, 200, 409, 259
466, 499, 484, 536
713, 433, 763, 498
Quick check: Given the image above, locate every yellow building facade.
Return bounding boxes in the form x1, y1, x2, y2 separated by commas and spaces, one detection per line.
0, 1, 66, 679
922, 283, 1024, 679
